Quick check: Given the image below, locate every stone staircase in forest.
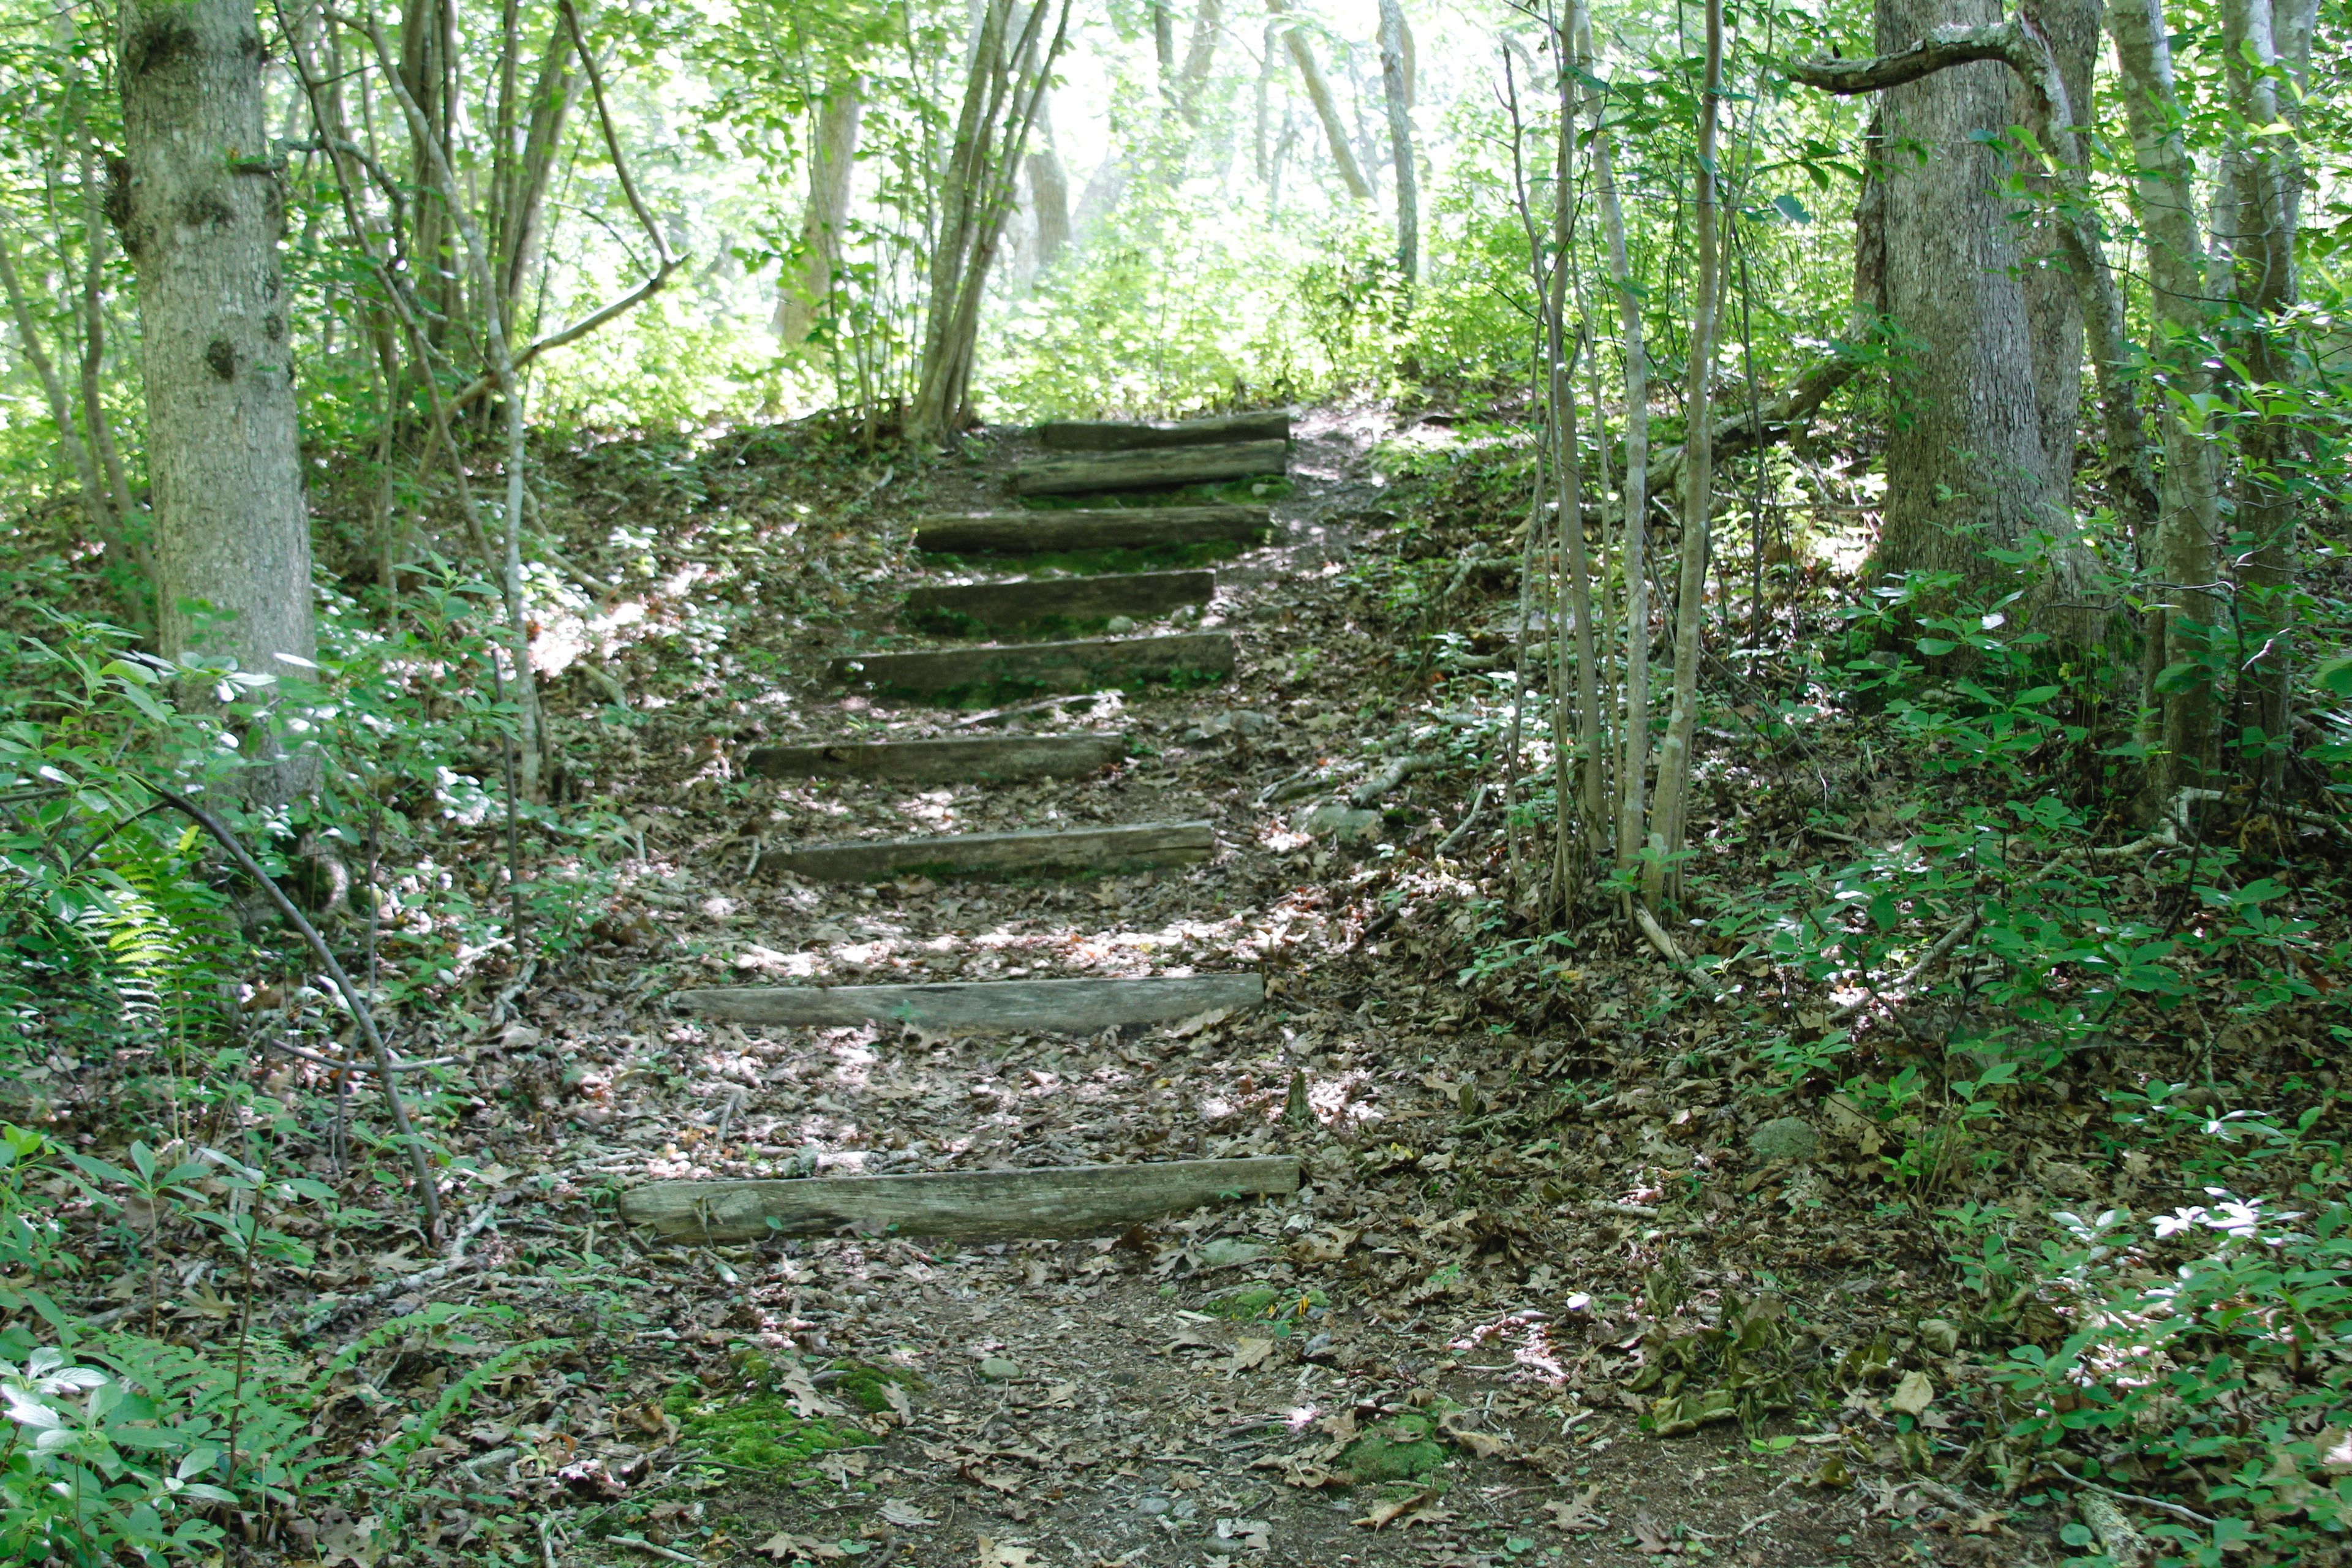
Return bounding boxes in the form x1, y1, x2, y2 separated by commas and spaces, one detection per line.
620, 409, 1302, 1240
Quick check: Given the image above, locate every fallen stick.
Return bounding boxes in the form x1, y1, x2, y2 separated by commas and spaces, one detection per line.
617, 1156, 1301, 1243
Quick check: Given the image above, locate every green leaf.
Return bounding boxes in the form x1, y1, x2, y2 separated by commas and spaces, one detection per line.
1915, 638, 1958, 656
1771, 193, 1814, 224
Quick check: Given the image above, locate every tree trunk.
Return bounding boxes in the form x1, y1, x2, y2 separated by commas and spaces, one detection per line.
1869, 0, 2056, 588
1178, 0, 1221, 123
1643, 0, 1721, 908
118, 0, 316, 797
1577, 0, 1651, 880
1269, 0, 1370, 200
778, 78, 864, 346
1376, 0, 1417, 282
2223, 0, 2314, 789
2110, 0, 2222, 799
2014, 0, 2100, 510
909, 0, 1073, 443
497, 29, 581, 317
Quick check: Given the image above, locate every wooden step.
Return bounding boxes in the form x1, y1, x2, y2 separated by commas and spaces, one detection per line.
745, 733, 1127, 785
835, 631, 1233, 699
1015, 439, 1289, 497
619, 1156, 1300, 1243
914, 505, 1270, 556
676, 972, 1264, 1032
905, 570, 1213, 635
775, 820, 1214, 882
1038, 409, 1292, 452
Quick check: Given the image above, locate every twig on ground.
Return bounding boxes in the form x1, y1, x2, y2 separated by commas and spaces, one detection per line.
951, 690, 1116, 729
263, 1039, 456, 1074
1436, 783, 1490, 855
609, 1536, 700, 1564
2045, 1460, 2214, 1530
1828, 911, 1980, 1023
146, 783, 442, 1245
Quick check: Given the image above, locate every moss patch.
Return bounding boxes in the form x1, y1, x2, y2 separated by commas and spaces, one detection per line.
826, 1360, 923, 1415
665, 1387, 876, 1474
915, 538, 1248, 579
1338, 1411, 1449, 1483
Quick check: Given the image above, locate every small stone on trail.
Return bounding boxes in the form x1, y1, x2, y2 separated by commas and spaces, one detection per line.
1749, 1117, 1820, 1164
1106, 615, 1137, 633
977, 1355, 1023, 1382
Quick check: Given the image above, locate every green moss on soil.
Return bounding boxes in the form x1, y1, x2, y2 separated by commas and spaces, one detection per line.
1338, 1412, 1449, 1483
826, 1360, 923, 1415
664, 1387, 876, 1474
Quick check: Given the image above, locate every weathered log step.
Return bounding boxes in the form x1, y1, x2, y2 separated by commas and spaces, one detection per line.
1015, 439, 1289, 497
676, 973, 1264, 1032
775, 820, 1214, 882
1038, 409, 1292, 452
835, 632, 1233, 699
905, 570, 1213, 634
914, 505, 1270, 556
619, 1156, 1300, 1243
745, 733, 1127, 785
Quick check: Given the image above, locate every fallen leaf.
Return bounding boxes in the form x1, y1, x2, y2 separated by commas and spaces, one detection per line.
1545, 1486, 1603, 1531
1632, 1512, 1675, 1554
1438, 1410, 1510, 1458
1227, 1337, 1275, 1373
1165, 1007, 1233, 1038
757, 1534, 846, 1562
976, 1539, 1038, 1566
1888, 1370, 1934, 1417
880, 1501, 934, 1528
1354, 1484, 1444, 1529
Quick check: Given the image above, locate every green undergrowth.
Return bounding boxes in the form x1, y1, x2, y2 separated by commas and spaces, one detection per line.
665, 1367, 888, 1476
1200, 1283, 1329, 1322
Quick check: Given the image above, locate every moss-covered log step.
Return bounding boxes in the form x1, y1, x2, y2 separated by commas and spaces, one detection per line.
1014, 439, 1289, 497
913, 505, 1270, 556
904, 570, 1213, 635
673, 972, 1264, 1032
745, 733, 1126, 785
774, 820, 1214, 882
1037, 409, 1291, 451
617, 1155, 1301, 1243
833, 632, 1232, 699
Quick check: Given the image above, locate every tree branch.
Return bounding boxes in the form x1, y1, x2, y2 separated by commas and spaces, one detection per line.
1786, 23, 2031, 96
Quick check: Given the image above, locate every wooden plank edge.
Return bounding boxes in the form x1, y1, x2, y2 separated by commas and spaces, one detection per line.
616, 1155, 1302, 1242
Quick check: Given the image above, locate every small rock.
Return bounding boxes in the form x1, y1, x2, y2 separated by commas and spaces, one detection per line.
1137, 1496, 1171, 1516
1196, 1238, 1271, 1268
1302, 803, 1381, 842
1749, 1117, 1820, 1164
976, 1356, 1023, 1382
1105, 615, 1137, 634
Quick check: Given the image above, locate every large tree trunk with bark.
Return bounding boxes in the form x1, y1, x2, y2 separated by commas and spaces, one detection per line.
1869, 0, 2057, 588
2111, 0, 2222, 800
118, 0, 316, 797
2014, 0, 2100, 508
1376, 0, 1417, 282
778, 78, 863, 346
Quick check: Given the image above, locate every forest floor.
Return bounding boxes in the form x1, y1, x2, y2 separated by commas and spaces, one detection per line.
47, 404, 2336, 1567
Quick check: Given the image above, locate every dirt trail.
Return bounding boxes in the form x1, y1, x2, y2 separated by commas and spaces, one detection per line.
445, 411, 1981, 1568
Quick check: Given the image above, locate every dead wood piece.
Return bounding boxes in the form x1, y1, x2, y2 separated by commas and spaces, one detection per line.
1014, 439, 1289, 497
675, 973, 1265, 1032
835, 632, 1234, 699
617, 1156, 1302, 1242
1037, 409, 1292, 451
745, 733, 1127, 784
774, 820, 1215, 882
914, 505, 1271, 555
905, 570, 1213, 633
